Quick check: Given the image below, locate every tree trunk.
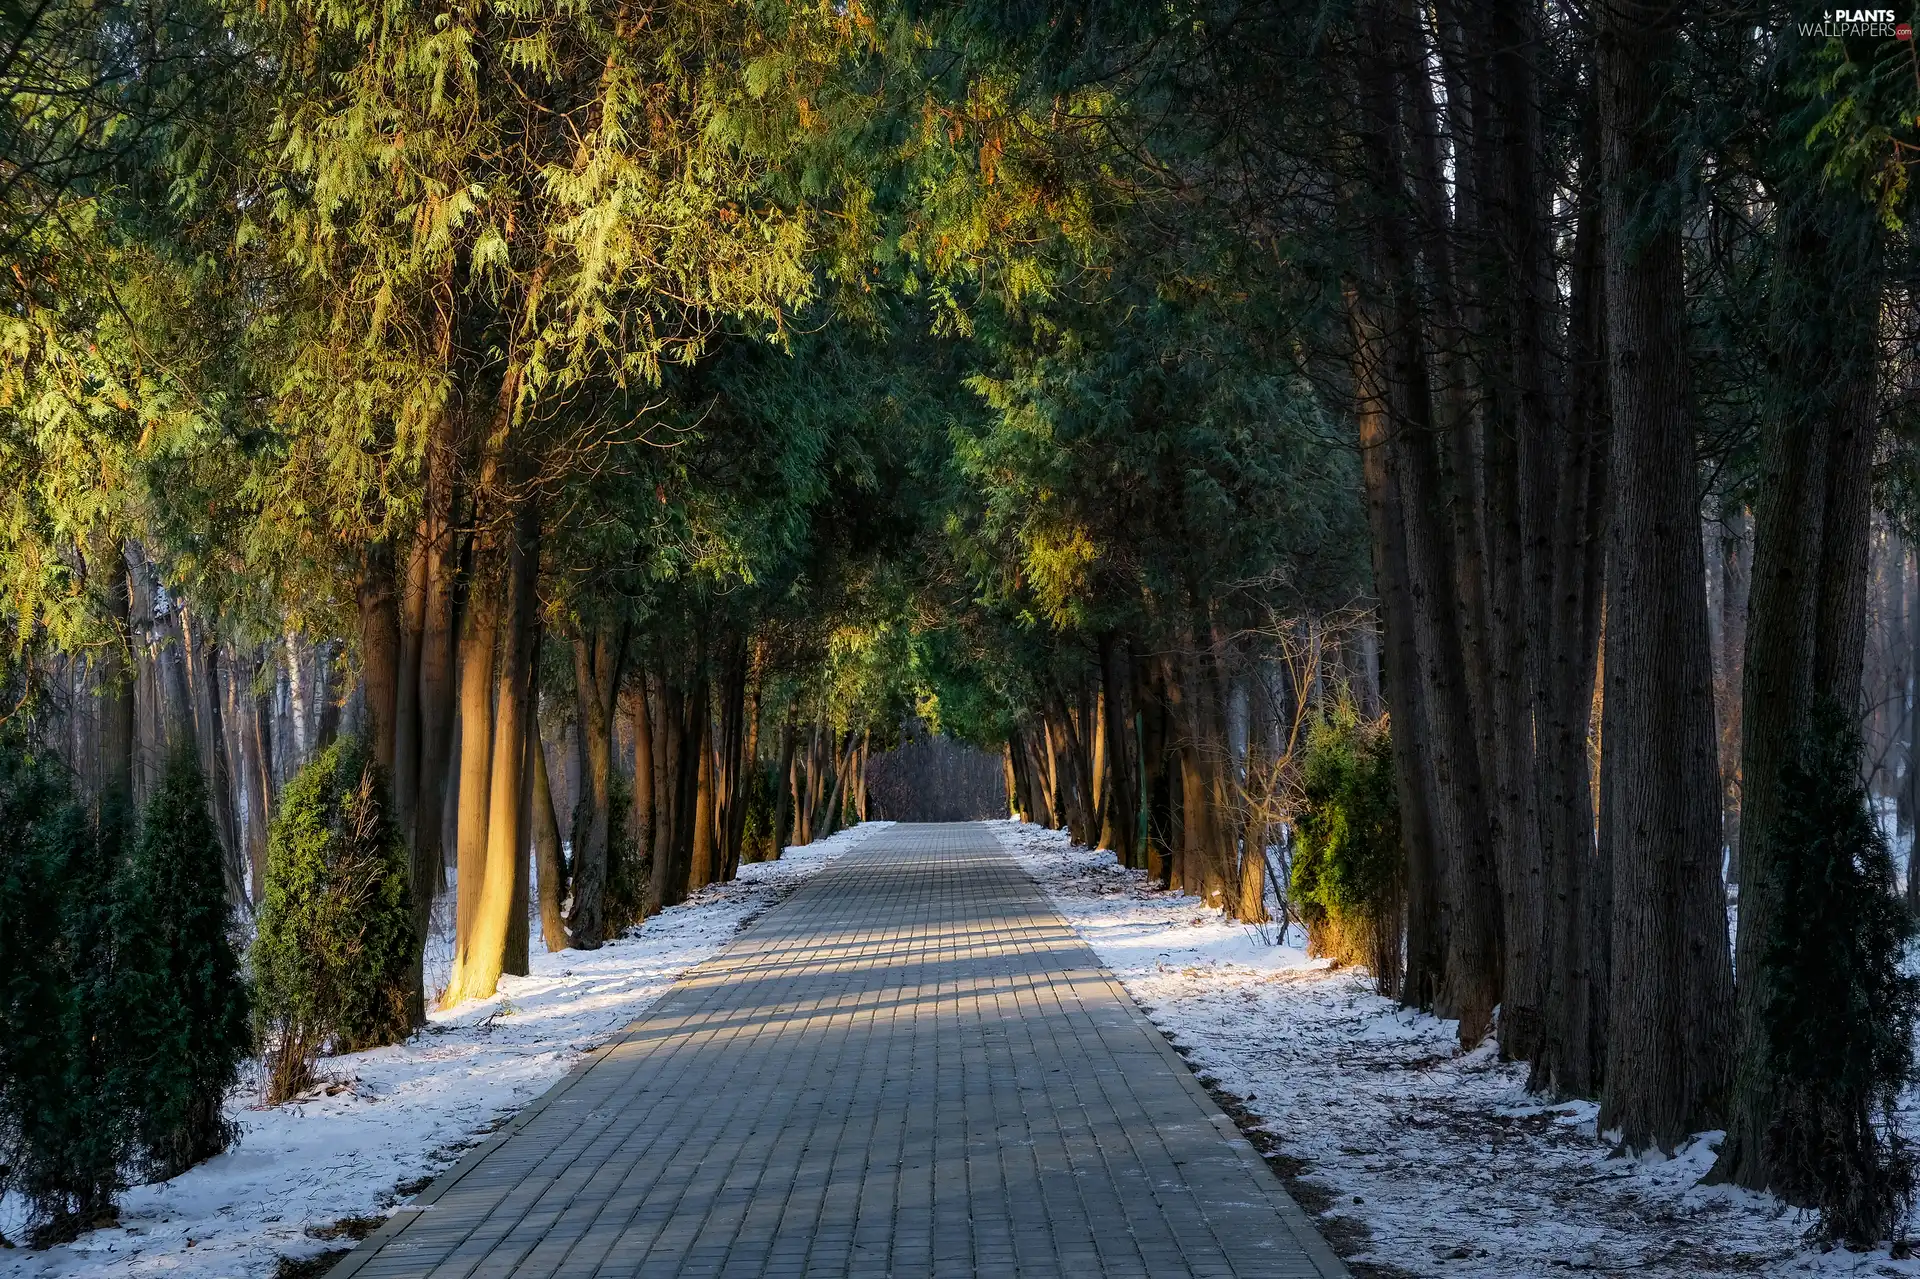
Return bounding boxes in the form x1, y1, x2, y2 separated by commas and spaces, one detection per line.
1716, 507, 1753, 881
445, 496, 538, 1005
566, 629, 618, 949
653, 680, 687, 905
93, 537, 134, 811
413, 447, 461, 921
506, 709, 533, 977
230, 645, 271, 903
1595, 0, 1735, 1150
446, 565, 499, 1004
629, 677, 655, 890
532, 720, 569, 952
393, 524, 428, 840
1097, 633, 1139, 863
178, 605, 246, 906
358, 546, 402, 776
1529, 164, 1612, 1101
247, 645, 276, 897
1714, 143, 1884, 1192
689, 709, 715, 891
1908, 549, 1920, 907
771, 713, 796, 856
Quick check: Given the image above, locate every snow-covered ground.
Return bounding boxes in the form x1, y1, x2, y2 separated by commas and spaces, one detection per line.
996, 820, 1917, 1279
1, 821, 891, 1278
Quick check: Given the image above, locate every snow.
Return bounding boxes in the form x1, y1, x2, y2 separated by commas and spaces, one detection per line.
12, 815, 1915, 1278
994, 819, 1919, 1279
0, 821, 892, 1278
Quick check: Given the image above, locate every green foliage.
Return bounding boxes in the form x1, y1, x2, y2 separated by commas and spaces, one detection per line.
0, 733, 133, 1242
0, 726, 256, 1242
116, 750, 252, 1181
1759, 700, 1919, 1247
252, 736, 413, 1103
601, 771, 646, 937
1291, 706, 1401, 988
740, 762, 779, 864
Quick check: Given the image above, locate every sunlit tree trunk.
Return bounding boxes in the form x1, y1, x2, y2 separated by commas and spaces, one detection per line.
446, 495, 538, 1004
689, 709, 715, 891
446, 564, 499, 1003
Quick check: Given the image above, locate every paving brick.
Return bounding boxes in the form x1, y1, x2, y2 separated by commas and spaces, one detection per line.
334, 824, 1348, 1278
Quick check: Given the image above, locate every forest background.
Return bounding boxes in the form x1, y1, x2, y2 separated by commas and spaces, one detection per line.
3, 0, 1920, 1256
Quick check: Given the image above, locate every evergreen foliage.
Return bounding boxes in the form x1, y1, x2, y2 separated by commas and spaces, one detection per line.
741, 763, 778, 864
0, 736, 136, 1243
601, 772, 646, 937
116, 749, 252, 1181
1291, 707, 1402, 992
1758, 700, 1919, 1246
252, 736, 414, 1103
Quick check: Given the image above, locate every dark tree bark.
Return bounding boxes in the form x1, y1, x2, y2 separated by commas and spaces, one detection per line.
1098, 632, 1139, 865
358, 546, 402, 777
629, 676, 655, 885
771, 713, 796, 856
1594, 0, 1735, 1150
652, 679, 687, 904
1350, 253, 1439, 1009
566, 628, 621, 948
1350, 0, 1501, 1044
96, 536, 136, 812
1714, 152, 1884, 1192
413, 436, 461, 910
532, 721, 569, 952
1529, 168, 1613, 1100
178, 604, 247, 906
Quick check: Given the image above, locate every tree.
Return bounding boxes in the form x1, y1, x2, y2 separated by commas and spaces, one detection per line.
117, 748, 251, 1180
253, 736, 414, 1102
1591, 0, 1737, 1153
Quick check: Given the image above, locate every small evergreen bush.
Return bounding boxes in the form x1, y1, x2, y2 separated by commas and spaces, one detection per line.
252, 736, 414, 1104
115, 749, 252, 1180
602, 772, 646, 935
740, 762, 777, 864
0, 739, 134, 1243
1291, 705, 1403, 992
1760, 699, 1919, 1247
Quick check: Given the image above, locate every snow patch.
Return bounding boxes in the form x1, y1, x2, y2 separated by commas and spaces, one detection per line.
995, 819, 1912, 1278
2, 822, 891, 1277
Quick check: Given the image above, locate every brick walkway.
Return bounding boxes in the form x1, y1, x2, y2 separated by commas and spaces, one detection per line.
335, 823, 1348, 1279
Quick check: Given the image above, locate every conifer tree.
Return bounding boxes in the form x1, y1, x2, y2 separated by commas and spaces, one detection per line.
116, 749, 252, 1180
253, 735, 414, 1102
0, 739, 137, 1243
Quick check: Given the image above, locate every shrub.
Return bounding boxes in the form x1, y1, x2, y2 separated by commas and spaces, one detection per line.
1760, 699, 1919, 1247
252, 736, 414, 1104
602, 771, 645, 935
115, 749, 252, 1180
740, 762, 778, 864
1290, 704, 1402, 993
0, 739, 136, 1244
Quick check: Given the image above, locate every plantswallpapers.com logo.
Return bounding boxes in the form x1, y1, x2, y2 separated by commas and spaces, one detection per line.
1798, 8, 1911, 35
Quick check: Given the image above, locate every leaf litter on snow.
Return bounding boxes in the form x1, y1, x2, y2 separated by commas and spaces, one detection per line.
995, 819, 1916, 1279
